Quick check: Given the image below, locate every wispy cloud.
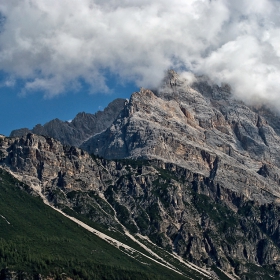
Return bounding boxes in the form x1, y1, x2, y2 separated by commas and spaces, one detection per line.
0, 0, 279, 106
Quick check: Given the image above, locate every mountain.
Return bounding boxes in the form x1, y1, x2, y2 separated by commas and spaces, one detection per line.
78, 70, 280, 276
81, 71, 280, 205
10, 98, 127, 147
0, 134, 219, 280
0, 168, 197, 280
2, 70, 280, 279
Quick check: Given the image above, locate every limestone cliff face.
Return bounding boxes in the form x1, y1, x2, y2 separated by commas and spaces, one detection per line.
1, 134, 101, 192
0, 134, 117, 227
1, 132, 280, 278
10, 98, 127, 147
81, 71, 280, 206
3, 71, 280, 278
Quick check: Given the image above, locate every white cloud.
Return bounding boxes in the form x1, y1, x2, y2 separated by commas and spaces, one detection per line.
0, 0, 280, 107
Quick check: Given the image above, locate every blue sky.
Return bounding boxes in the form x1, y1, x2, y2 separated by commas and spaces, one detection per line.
0, 72, 137, 136
1, 0, 280, 137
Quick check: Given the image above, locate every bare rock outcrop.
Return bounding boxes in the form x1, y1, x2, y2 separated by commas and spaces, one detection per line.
10, 98, 127, 147
3, 71, 280, 278
1, 132, 280, 278
81, 71, 280, 206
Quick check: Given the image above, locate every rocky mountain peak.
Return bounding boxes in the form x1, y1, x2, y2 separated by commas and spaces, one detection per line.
81, 71, 280, 205
10, 98, 127, 147
2, 129, 280, 278
4, 71, 280, 277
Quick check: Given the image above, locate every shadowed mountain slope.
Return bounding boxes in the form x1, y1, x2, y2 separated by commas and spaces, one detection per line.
3, 71, 280, 278
10, 98, 127, 147
81, 71, 280, 205
0, 130, 280, 278
0, 168, 203, 280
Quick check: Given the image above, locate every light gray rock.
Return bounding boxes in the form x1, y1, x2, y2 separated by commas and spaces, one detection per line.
3, 71, 280, 278
81, 71, 280, 205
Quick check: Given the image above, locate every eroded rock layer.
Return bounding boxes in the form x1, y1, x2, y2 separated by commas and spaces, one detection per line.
2, 71, 280, 278
82, 71, 280, 205
0, 132, 280, 278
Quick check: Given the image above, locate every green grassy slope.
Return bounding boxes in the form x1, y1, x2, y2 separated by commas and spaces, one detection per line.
0, 169, 203, 280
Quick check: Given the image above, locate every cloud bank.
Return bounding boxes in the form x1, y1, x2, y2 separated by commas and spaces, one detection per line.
0, 0, 279, 105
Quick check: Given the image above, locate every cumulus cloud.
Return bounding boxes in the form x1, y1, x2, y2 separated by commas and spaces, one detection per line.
0, 0, 279, 105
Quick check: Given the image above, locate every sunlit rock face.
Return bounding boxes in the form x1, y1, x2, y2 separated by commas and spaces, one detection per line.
3, 71, 280, 278
2, 131, 280, 277
81, 70, 280, 204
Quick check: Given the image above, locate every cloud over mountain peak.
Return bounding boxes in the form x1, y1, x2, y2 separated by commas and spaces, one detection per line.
0, 0, 279, 106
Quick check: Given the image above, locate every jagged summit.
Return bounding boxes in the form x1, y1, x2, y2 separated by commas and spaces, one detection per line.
3, 71, 280, 278
81, 71, 280, 205
10, 98, 127, 147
